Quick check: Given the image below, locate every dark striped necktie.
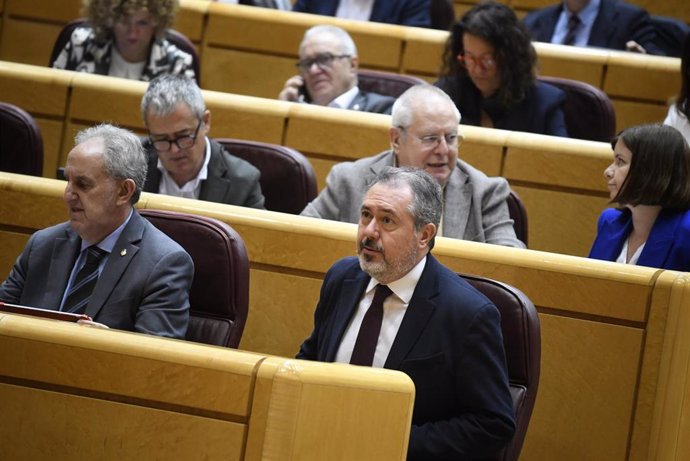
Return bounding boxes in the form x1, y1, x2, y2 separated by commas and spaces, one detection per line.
63, 246, 108, 314
350, 284, 393, 366
563, 13, 581, 46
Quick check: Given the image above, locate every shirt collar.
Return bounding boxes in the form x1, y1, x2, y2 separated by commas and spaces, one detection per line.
329, 85, 360, 109
365, 254, 428, 304
564, 0, 599, 21
80, 208, 134, 253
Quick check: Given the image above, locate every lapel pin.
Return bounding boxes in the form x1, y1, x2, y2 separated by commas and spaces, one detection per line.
120, 249, 127, 257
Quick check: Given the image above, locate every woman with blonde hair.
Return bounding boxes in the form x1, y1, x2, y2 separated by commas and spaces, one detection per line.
52, 0, 195, 82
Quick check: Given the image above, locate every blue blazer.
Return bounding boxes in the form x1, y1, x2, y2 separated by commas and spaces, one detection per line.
523, 0, 664, 55
435, 75, 568, 137
292, 0, 431, 28
297, 254, 515, 459
588, 208, 690, 271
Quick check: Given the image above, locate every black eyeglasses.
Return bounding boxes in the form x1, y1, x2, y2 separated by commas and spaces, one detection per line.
149, 120, 202, 152
296, 53, 351, 73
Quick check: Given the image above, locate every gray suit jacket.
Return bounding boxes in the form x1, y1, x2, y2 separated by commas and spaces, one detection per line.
0, 211, 193, 338
144, 138, 265, 209
301, 150, 524, 248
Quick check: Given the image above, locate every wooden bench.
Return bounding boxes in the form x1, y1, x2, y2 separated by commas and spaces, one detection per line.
0, 312, 414, 460
1, 171, 690, 460
0, 62, 611, 257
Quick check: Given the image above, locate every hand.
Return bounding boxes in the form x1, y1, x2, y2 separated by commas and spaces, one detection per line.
77, 319, 110, 329
625, 40, 647, 54
278, 75, 304, 102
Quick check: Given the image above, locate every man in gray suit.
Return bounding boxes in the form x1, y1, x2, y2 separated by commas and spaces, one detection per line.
301, 84, 525, 248
278, 25, 395, 114
0, 124, 193, 338
141, 74, 265, 208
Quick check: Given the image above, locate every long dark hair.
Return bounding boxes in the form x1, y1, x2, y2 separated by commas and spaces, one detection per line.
439, 1, 536, 108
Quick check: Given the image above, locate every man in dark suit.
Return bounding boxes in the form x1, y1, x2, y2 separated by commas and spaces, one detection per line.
0, 124, 193, 338
141, 75, 265, 208
523, 0, 664, 55
278, 25, 396, 114
292, 0, 431, 28
297, 167, 515, 459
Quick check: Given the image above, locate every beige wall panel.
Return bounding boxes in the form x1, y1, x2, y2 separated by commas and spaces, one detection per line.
534, 42, 608, 87
175, 0, 209, 43
35, 118, 64, 178
286, 104, 391, 160
503, 135, 610, 191
400, 28, 446, 76
460, 141, 504, 177
604, 54, 680, 102
0, 19, 62, 66
202, 47, 296, 98
511, 185, 608, 256
0, 384, 245, 461
613, 100, 669, 132
0, 62, 71, 116
308, 157, 337, 192
69, 74, 148, 128
240, 268, 322, 357
629, 0, 690, 23
4, 0, 81, 22
205, 4, 403, 71
521, 314, 643, 461
1, 183, 66, 229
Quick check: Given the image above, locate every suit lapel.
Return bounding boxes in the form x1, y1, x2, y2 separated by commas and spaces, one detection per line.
441, 167, 471, 239
384, 255, 438, 369
597, 211, 632, 261
324, 275, 369, 361
44, 227, 81, 309
85, 212, 143, 319
588, 0, 616, 47
638, 210, 680, 268
347, 91, 366, 112
200, 141, 232, 203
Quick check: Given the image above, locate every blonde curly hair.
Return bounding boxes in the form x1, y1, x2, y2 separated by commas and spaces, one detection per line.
82, 0, 179, 41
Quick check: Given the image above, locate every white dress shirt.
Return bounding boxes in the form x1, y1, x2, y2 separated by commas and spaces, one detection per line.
335, 256, 427, 367
157, 137, 211, 199
335, 0, 375, 21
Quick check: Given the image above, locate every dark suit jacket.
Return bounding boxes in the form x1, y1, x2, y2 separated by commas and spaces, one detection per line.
523, 0, 664, 55
298, 255, 515, 459
0, 211, 193, 338
588, 207, 690, 271
143, 138, 265, 209
347, 89, 396, 115
292, 0, 431, 27
435, 74, 568, 137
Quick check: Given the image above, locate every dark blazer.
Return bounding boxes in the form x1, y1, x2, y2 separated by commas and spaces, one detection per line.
435, 74, 568, 137
292, 0, 431, 28
144, 138, 265, 209
348, 90, 396, 115
523, 0, 664, 55
588, 208, 690, 271
297, 255, 515, 459
0, 211, 193, 338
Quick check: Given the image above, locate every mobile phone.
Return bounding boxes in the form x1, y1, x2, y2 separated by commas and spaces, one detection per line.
298, 83, 311, 103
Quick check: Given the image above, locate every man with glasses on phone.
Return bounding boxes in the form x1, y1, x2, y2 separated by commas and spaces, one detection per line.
278, 25, 396, 114
301, 84, 525, 248
141, 74, 265, 208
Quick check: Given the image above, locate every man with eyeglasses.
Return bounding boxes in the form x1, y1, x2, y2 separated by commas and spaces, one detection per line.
301, 84, 525, 248
278, 25, 396, 114
141, 74, 265, 208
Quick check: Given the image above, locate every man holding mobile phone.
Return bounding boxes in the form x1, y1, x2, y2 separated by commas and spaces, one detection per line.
278, 25, 395, 114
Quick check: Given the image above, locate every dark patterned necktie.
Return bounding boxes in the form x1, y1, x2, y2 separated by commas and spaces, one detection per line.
63, 246, 108, 314
563, 14, 581, 46
350, 284, 393, 366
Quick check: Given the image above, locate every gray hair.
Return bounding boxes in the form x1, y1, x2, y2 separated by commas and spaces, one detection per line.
140, 74, 206, 122
367, 166, 443, 247
75, 124, 147, 204
301, 25, 358, 56
391, 84, 461, 129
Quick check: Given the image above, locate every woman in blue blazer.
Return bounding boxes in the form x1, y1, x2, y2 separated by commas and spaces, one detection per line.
589, 124, 690, 271
435, 1, 568, 138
